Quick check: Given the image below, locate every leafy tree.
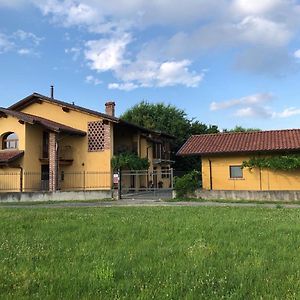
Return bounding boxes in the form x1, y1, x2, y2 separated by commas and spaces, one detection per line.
121, 101, 219, 171
112, 152, 150, 170
224, 126, 261, 133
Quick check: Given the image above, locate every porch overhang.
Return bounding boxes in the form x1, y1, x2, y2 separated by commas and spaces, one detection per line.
0, 150, 24, 166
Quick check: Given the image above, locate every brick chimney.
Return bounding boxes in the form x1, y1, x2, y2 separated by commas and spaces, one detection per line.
105, 101, 115, 117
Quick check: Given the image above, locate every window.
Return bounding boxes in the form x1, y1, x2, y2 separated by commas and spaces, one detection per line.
153, 143, 162, 159
2, 132, 18, 149
162, 166, 170, 178
229, 166, 243, 179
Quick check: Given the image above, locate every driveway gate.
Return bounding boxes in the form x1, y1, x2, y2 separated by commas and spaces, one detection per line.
119, 169, 174, 200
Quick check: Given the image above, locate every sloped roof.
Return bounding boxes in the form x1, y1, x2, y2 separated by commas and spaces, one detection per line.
177, 129, 300, 156
0, 150, 24, 164
7, 93, 175, 139
8, 93, 119, 123
0, 108, 86, 136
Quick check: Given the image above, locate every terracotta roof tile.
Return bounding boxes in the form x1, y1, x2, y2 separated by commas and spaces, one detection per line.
0, 150, 24, 164
177, 129, 300, 156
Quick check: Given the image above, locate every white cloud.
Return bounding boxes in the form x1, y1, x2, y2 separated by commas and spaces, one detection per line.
108, 82, 138, 91
14, 30, 43, 46
84, 35, 203, 89
235, 106, 273, 118
294, 49, 300, 59
84, 34, 131, 72
0, 30, 43, 57
65, 47, 81, 61
210, 93, 273, 111
34, 0, 100, 28
17, 48, 32, 55
28, 0, 300, 80
273, 107, 300, 118
156, 60, 203, 87
233, 0, 284, 15
237, 16, 291, 47
0, 33, 14, 53
212, 92, 300, 119
85, 75, 102, 85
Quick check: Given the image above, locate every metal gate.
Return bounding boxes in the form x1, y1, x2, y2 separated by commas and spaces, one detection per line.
119, 169, 173, 200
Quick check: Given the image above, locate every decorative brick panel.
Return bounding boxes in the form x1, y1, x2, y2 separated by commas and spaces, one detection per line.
49, 132, 58, 192
88, 121, 110, 151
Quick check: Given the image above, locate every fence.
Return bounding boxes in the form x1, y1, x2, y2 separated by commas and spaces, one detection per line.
0, 171, 112, 192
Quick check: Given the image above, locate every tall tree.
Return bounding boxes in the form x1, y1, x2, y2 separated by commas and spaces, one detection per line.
121, 101, 219, 171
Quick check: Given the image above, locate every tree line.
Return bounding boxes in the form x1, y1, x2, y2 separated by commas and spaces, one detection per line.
121, 101, 260, 171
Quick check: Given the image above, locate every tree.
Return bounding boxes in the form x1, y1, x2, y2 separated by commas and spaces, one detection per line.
111, 152, 150, 170
121, 101, 219, 171
224, 126, 261, 133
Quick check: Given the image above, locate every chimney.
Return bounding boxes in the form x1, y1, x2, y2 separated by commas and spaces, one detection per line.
50, 85, 54, 99
105, 101, 115, 117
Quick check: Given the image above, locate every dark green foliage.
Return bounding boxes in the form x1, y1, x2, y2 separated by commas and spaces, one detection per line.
242, 154, 300, 171
224, 126, 261, 133
174, 170, 200, 198
121, 101, 219, 171
111, 152, 150, 170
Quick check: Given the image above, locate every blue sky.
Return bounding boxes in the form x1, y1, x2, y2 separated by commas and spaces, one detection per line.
1, 0, 300, 130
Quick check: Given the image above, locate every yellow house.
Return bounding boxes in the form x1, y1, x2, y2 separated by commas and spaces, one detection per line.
178, 130, 300, 191
0, 92, 174, 192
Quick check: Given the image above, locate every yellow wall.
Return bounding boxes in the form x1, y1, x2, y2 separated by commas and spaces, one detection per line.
0, 116, 25, 191
0, 115, 26, 150
21, 100, 113, 189
202, 154, 300, 191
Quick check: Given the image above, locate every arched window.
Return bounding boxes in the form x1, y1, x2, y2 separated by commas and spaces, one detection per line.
2, 132, 19, 149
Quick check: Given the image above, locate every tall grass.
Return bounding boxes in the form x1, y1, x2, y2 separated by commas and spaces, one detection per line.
1, 207, 300, 299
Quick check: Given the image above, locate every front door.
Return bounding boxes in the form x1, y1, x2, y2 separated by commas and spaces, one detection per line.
41, 165, 49, 190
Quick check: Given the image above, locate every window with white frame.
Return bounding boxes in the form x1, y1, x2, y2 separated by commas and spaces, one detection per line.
229, 166, 243, 179
2, 132, 19, 149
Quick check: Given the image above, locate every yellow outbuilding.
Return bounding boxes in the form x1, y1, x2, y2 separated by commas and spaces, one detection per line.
178, 130, 300, 191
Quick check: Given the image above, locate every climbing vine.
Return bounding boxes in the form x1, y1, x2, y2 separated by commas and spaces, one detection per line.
242, 154, 300, 171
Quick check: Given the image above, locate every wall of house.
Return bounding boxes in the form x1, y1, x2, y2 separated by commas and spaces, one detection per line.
0, 115, 26, 150
202, 154, 300, 191
0, 116, 25, 192
20, 101, 113, 189
22, 123, 44, 191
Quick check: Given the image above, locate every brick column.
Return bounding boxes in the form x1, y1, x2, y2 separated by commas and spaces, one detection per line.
49, 132, 58, 192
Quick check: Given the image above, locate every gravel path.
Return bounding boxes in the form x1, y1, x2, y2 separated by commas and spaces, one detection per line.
1, 199, 300, 209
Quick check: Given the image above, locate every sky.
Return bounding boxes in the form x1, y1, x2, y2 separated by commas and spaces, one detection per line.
1, 0, 300, 131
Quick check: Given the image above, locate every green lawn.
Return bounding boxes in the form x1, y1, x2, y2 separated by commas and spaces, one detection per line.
1, 207, 300, 299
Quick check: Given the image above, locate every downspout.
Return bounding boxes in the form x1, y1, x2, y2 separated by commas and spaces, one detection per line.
259, 168, 262, 191
209, 159, 213, 190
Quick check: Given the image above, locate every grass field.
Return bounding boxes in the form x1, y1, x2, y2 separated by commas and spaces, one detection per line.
1, 207, 300, 299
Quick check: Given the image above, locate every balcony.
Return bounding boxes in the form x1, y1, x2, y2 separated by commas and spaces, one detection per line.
39, 145, 74, 165
153, 152, 173, 164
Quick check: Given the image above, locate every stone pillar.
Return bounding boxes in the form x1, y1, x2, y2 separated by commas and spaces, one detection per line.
49, 132, 58, 192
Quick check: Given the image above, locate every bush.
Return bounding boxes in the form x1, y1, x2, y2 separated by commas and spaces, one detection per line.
174, 170, 200, 198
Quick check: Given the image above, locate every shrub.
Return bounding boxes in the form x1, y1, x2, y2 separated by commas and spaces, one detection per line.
174, 170, 200, 198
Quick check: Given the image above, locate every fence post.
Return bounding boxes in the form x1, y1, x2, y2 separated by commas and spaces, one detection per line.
20, 169, 23, 192
83, 171, 86, 191
171, 168, 174, 189
118, 169, 122, 200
